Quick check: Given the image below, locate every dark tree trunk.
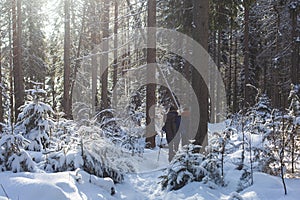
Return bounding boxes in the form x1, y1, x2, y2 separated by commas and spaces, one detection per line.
112, 1, 118, 93
91, 0, 98, 116
290, 8, 299, 85
216, 28, 221, 122
192, 0, 209, 149
8, 10, 14, 125
0, 36, 3, 131
227, 20, 233, 114
100, 0, 110, 111
12, 0, 25, 119
145, 0, 157, 148
280, 114, 287, 195
210, 30, 217, 122
232, 35, 238, 113
243, 0, 250, 107
273, 6, 281, 108
63, 0, 71, 118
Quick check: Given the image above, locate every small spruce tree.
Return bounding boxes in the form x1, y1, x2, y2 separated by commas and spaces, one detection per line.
160, 143, 224, 191
15, 83, 54, 151
0, 126, 36, 172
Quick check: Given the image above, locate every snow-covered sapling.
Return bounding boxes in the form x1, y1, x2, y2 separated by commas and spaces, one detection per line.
160, 143, 224, 191
15, 84, 54, 151
0, 133, 36, 172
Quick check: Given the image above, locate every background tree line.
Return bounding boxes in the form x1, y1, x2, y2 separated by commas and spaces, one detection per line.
0, 0, 299, 147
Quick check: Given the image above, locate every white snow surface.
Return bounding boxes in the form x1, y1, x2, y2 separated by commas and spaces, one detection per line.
0, 122, 300, 200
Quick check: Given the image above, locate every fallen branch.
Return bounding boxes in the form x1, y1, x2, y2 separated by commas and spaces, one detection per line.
0, 184, 10, 199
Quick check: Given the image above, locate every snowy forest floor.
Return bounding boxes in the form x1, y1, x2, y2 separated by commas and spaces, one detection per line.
0, 122, 300, 200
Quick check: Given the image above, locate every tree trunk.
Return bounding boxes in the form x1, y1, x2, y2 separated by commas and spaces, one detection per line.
0, 36, 3, 131
243, 0, 250, 107
210, 30, 217, 122
290, 8, 298, 85
291, 125, 295, 173
145, 0, 156, 148
232, 35, 238, 113
91, 0, 98, 116
216, 29, 221, 122
12, 0, 25, 119
192, 0, 209, 150
112, 0, 118, 103
70, 2, 86, 115
8, 9, 14, 125
63, 0, 71, 118
280, 114, 287, 195
273, 6, 280, 108
227, 19, 233, 113
100, 0, 109, 111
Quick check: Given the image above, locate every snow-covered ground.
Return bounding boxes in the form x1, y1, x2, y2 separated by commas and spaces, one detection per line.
0, 122, 299, 200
